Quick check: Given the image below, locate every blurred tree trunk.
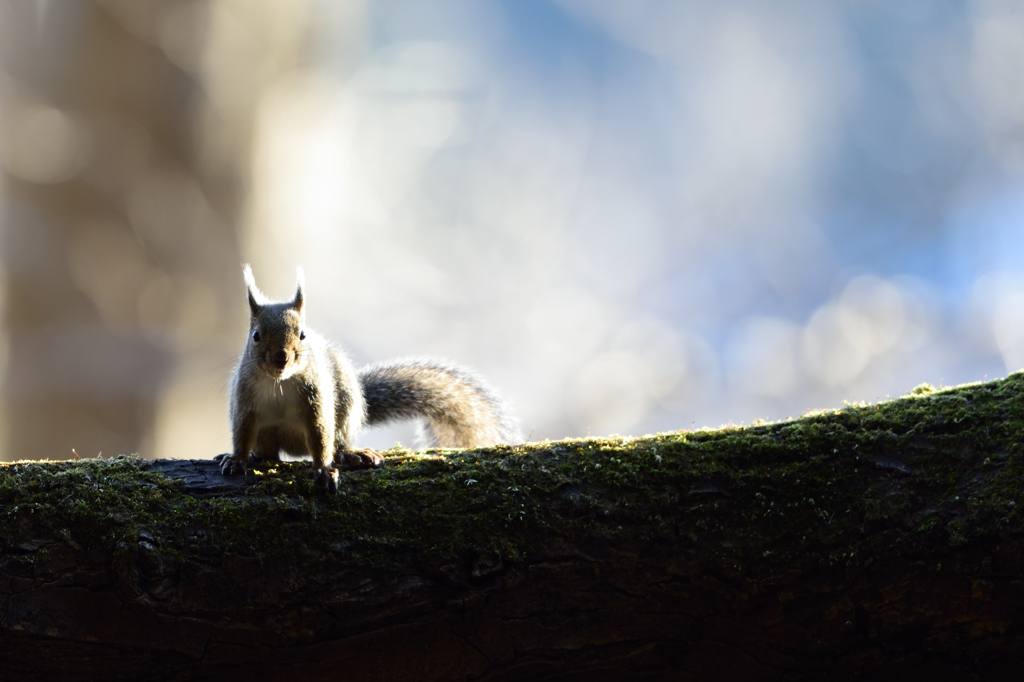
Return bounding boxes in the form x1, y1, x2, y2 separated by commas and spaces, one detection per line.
0, 0, 310, 461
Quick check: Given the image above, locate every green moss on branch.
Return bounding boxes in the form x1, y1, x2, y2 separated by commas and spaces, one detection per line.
3, 373, 1024, 582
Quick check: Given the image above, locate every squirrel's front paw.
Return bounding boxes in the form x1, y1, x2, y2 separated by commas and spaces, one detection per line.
214, 452, 247, 476
247, 452, 272, 467
340, 447, 384, 469
313, 466, 339, 493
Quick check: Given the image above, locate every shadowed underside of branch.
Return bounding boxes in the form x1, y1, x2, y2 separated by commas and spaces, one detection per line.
3, 376, 1024, 680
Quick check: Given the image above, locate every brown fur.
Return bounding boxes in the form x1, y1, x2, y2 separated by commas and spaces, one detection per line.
219, 266, 520, 489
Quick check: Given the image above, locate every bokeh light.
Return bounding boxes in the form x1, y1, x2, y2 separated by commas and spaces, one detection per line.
3, 0, 1024, 460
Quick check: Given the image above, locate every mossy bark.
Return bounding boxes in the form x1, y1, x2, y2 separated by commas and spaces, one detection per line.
3, 375, 1024, 680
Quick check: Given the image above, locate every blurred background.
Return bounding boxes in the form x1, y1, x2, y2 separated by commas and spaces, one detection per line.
2, 0, 1023, 461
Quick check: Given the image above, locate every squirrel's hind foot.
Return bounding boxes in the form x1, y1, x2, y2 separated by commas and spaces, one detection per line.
339, 447, 384, 469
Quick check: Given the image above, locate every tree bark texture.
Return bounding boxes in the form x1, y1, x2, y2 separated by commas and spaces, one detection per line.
2, 377, 1024, 680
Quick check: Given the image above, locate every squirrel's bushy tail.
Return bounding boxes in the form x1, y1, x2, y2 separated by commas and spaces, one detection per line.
358, 358, 521, 448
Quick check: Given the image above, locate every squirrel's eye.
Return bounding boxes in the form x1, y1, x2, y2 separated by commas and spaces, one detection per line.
252, 330, 261, 343
299, 330, 306, 341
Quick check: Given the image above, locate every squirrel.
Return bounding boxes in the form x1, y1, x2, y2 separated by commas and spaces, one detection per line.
216, 265, 521, 492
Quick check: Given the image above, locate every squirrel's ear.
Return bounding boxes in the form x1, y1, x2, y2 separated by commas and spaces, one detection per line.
242, 264, 262, 316
292, 267, 305, 313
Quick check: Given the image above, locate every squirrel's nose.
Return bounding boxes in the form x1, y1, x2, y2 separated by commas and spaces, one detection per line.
273, 349, 288, 366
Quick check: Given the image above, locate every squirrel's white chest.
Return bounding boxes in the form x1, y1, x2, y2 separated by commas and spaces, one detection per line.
251, 376, 307, 428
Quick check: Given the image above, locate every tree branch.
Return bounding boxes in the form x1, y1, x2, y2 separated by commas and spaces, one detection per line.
3, 377, 1024, 680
